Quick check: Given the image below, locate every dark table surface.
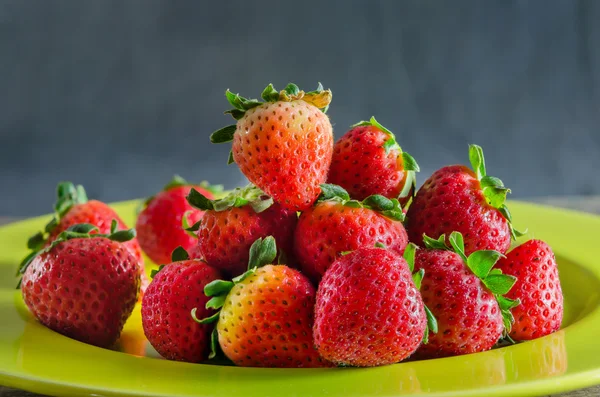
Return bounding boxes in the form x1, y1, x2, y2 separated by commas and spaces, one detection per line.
1, 196, 599, 397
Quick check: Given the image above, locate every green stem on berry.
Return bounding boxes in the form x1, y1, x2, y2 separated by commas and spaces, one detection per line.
467, 145, 527, 240
152, 245, 219, 282
181, 210, 202, 238
318, 183, 405, 222
422, 231, 521, 337
187, 184, 274, 214
16, 222, 136, 285
26, 182, 90, 249
211, 83, 333, 152
210, 125, 237, 144
403, 243, 438, 344
171, 246, 190, 262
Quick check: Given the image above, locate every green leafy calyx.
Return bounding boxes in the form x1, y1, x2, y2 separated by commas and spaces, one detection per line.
210, 83, 333, 147
318, 184, 405, 222
187, 184, 274, 214
16, 221, 136, 285
181, 210, 201, 238
17, 182, 94, 281
171, 246, 190, 262
422, 231, 520, 337
191, 236, 278, 358
38, 182, 89, 239
468, 144, 526, 240
403, 243, 438, 344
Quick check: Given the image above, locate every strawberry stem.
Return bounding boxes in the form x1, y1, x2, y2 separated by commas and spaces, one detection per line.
187, 184, 274, 214
16, 222, 136, 285
181, 210, 201, 238
171, 246, 190, 262
318, 184, 405, 222
212, 83, 333, 157
467, 145, 526, 240
421, 231, 520, 336
404, 243, 438, 344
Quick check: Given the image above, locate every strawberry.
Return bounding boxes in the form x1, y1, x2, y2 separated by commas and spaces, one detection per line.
412, 232, 519, 359
327, 117, 419, 203
18, 223, 140, 348
136, 175, 220, 265
193, 237, 329, 368
406, 145, 524, 255
186, 185, 297, 277
22, 182, 148, 292
313, 246, 436, 367
210, 83, 334, 211
496, 239, 563, 341
294, 184, 408, 281
141, 247, 222, 362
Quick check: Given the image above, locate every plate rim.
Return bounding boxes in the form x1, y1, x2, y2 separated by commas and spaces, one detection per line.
1, 199, 600, 397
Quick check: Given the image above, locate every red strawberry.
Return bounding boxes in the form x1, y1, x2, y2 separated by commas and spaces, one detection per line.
328, 117, 419, 203
136, 175, 218, 265
294, 184, 408, 281
26, 182, 148, 292
141, 247, 222, 362
186, 185, 297, 277
314, 246, 432, 366
496, 239, 563, 341
195, 237, 330, 367
210, 83, 334, 211
19, 224, 140, 348
406, 145, 524, 255
412, 232, 519, 359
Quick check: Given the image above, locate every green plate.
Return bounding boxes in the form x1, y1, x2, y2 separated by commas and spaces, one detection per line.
1, 201, 599, 397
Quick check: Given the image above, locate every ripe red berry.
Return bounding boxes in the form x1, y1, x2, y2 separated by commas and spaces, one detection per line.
328, 117, 419, 203
294, 184, 408, 281
406, 145, 523, 255
496, 239, 563, 341
314, 247, 427, 366
412, 232, 519, 359
24, 182, 148, 293
187, 185, 297, 277
142, 247, 222, 362
20, 224, 140, 348
136, 176, 217, 264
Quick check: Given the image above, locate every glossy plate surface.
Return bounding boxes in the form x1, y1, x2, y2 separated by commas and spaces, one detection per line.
1, 201, 600, 397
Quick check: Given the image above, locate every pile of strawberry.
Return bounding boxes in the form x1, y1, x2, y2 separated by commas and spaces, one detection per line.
17, 83, 564, 368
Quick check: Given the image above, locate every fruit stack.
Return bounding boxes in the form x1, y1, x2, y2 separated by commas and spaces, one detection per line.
17, 83, 564, 368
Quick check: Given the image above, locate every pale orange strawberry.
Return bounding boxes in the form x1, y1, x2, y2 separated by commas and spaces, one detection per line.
210, 83, 334, 211
194, 237, 330, 368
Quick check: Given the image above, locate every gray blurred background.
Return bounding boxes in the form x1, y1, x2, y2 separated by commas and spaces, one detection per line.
1, 0, 599, 216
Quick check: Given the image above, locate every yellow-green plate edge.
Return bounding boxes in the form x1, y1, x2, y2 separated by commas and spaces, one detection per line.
1, 200, 599, 397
